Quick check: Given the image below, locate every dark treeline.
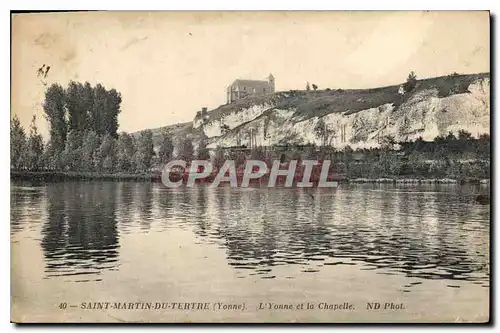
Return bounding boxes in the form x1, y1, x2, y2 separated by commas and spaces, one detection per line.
10, 81, 202, 174
210, 130, 490, 182
343, 132, 490, 181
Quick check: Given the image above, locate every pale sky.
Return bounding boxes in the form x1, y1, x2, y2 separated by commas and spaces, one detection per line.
11, 11, 490, 139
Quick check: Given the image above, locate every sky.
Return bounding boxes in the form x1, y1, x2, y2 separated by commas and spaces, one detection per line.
11, 11, 490, 139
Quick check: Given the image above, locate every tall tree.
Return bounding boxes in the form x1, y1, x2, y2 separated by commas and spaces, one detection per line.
89, 84, 107, 136
81, 82, 94, 131
89, 84, 122, 138
10, 114, 26, 170
66, 81, 88, 133
43, 83, 67, 152
26, 115, 44, 171
104, 89, 121, 139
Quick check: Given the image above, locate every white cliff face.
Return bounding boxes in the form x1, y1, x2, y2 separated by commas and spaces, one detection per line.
194, 103, 274, 138
204, 78, 490, 149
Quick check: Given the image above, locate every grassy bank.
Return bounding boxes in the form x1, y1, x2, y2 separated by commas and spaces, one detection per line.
10, 170, 160, 182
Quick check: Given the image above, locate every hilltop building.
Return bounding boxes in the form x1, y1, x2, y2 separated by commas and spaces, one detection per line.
226, 74, 275, 104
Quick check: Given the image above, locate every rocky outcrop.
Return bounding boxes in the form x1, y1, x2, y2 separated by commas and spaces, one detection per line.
137, 73, 490, 151
196, 74, 489, 149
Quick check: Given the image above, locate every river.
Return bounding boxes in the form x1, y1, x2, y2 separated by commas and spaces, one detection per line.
11, 181, 490, 323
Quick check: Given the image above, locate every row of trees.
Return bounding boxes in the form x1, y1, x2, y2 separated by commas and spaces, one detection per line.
12, 81, 170, 173
11, 113, 154, 173
42, 82, 122, 168
208, 131, 490, 181
11, 117, 210, 174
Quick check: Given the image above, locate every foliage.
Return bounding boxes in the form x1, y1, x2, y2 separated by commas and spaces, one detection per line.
314, 118, 336, 146
158, 130, 174, 166
213, 146, 226, 169
116, 132, 135, 172
81, 131, 100, 171
43, 83, 67, 153
197, 139, 211, 160
97, 135, 117, 172
135, 130, 155, 172
177, 137, 195, 163
25, 115, 44, 171
403, 71, 417, 93
63, 130, 84, 171
10, 114, 26, 169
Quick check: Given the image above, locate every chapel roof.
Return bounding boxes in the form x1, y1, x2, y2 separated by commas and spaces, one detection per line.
231, 79, 270, 88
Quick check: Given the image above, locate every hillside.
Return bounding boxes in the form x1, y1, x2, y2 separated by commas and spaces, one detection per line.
137, 72, 490, 151
131, 121, 204, 149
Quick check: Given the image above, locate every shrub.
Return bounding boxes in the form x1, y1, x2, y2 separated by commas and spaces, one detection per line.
403, 71, 417, 92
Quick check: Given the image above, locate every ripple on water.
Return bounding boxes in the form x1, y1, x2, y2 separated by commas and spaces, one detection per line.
10, 182, 490, 289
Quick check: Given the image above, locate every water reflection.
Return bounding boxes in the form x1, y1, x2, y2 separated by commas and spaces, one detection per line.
12, 182, 121, 282
11, 181, 490, 288
184, 184, 490, 286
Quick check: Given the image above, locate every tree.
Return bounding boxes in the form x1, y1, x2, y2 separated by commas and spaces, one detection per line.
81, 82, 94, 131
103, 88, 122, 139
26, 115, 44, 171
63, 130, 84, 171
312, 84, 318, 91
457, 129, 473, 142
314, 118, 335, 146
43, 139, 65, 170
89, 84, 108, 137
403, 71, 417, 92
116, 132, 135, 172
177, 137, 194, 163
10, 114, 26, 170
97, 135, 117, 172
43, 83, 67, 153
81, 131, 100, 171
158, 130, 174, 166
197, 139, 211, 160
135, 130, 155, 172
476, 133, 490, 160
66, 81, 88, 133
306, 82, 311, 91
213, 146, 226, 169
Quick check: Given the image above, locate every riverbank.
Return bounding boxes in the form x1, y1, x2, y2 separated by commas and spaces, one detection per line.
10, 171, 160, 182
10, 170, 490, 185
349, 178, 491, 185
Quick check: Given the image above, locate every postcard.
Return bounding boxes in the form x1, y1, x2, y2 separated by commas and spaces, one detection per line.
10, 11, 490, 323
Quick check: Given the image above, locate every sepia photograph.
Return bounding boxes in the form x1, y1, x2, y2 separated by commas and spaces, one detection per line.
10, 10, 490, 323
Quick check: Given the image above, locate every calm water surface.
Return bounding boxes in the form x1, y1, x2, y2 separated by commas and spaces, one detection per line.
11, 181, 490, 322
